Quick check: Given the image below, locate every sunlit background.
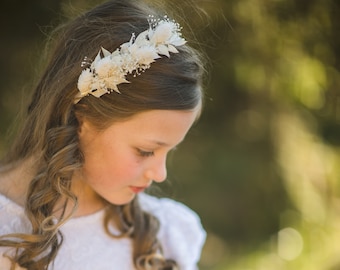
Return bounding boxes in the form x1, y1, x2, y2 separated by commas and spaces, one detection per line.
1, 0, 340, 269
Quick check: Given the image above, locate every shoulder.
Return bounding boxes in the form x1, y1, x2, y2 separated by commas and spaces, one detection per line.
0, 164, 29, 207
0, 194, 29, 270
139, 193, 206, 270
139, 193, 204, 230
0, 193, 30, 234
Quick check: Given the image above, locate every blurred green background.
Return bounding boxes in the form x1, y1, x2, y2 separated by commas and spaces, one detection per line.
1, 0, 340, 269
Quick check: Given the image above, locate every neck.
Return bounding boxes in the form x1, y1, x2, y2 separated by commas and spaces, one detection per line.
0, 157, 106, 217
53, 170, 107, 218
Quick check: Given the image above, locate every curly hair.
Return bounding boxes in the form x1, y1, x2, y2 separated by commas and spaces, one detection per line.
0, 0, 204, 269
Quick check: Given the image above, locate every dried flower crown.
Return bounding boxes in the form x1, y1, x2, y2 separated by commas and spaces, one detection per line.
75, 15, 186, 103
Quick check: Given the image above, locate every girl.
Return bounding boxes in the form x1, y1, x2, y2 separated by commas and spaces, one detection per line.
0, 0, 206, 269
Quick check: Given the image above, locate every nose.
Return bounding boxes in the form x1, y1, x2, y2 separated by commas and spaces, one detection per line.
145, 156, 167, 183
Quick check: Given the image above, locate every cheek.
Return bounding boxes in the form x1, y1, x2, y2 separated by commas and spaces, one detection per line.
111, 155, 144, 180
83, 150, 142, 186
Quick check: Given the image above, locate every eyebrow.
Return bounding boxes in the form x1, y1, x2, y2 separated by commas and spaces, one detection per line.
147, 139, 184, 148
148, 140, 170, 147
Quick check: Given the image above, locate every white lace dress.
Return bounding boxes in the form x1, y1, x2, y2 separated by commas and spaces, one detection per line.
0, 193, 206, 270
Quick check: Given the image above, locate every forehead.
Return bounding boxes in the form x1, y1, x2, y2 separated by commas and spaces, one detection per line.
104, 109, 198, 144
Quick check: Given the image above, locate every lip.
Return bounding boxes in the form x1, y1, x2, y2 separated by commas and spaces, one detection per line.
129, 186, 148, 194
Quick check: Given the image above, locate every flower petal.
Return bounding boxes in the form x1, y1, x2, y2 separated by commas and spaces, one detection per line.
157, 44, 170, 57
168, 44, 179, 53
77, 69, 93, 95
101, 47, 111, 57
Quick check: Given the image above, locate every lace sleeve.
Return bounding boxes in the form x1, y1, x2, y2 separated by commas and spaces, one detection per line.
139, 194, 206, 270
0, 194, 30, 270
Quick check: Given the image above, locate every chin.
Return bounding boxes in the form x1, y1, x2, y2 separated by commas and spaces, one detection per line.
107, 194, 136, 206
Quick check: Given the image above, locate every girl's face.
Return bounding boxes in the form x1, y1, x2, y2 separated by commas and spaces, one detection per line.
76, 109, 198, 207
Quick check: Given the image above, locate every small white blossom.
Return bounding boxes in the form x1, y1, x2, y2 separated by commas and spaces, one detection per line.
95, 57, 120, 79
151, 21, 173, 44
77, 69, 93, 95
135, 46, 160, 65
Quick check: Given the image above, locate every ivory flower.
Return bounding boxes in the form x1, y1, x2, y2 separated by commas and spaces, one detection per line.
75, 16, 186, 103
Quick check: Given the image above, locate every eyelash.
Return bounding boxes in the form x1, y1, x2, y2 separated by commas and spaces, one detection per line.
137, 149, 155, 157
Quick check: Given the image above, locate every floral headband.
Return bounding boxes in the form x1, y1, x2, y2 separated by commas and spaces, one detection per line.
74, 15, 186, 103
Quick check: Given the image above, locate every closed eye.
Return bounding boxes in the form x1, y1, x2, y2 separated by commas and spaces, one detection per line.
137, 149, 155, 157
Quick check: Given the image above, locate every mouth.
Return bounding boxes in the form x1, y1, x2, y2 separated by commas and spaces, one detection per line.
129, 186, 149, 194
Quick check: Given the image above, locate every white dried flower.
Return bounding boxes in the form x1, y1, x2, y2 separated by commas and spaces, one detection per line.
75, 16, 187, 103
77, 69, 93, 97
151, 21, 174, 44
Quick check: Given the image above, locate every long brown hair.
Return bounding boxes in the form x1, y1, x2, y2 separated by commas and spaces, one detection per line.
0, 0, 204, 269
